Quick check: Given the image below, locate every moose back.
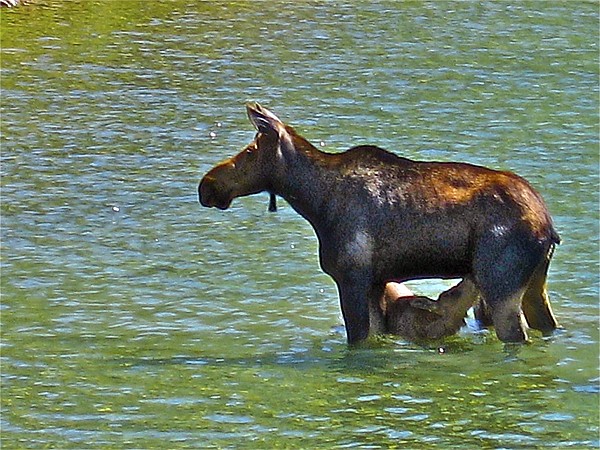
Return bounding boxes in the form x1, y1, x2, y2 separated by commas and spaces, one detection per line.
199, 103, 560, 345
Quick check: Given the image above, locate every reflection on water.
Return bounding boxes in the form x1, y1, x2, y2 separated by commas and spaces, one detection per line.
1, 1, 598, 448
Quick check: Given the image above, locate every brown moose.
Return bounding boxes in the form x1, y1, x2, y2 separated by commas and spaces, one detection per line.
199, 103, 560, 346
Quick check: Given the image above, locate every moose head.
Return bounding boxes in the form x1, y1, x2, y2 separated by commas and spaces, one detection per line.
199, 103, 290, 210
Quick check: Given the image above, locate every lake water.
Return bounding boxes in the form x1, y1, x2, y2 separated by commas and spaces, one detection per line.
1, 1, 598, 448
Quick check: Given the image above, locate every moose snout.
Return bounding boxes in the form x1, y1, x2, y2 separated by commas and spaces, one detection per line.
198, 176, 232, 210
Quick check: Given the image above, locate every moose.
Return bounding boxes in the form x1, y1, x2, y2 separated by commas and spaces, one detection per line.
199, 103, 560, 345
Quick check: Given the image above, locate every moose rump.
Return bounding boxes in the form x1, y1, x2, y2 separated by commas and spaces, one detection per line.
199, 103, 560, 345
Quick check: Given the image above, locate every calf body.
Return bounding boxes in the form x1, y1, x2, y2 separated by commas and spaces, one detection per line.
199, 103, 559, 345
383, 280, 479, 341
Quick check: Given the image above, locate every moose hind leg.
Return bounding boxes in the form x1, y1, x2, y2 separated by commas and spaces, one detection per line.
474, 298, 494, 327
474, 232, 542, 343
490, 288, 529, 343
521, 257, 559, 334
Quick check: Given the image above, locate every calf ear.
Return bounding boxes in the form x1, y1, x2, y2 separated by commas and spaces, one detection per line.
409, 298, 443, 316
246, 102, 284, 134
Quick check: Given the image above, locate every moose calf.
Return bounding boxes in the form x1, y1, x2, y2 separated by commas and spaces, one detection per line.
383, 280, 479, 341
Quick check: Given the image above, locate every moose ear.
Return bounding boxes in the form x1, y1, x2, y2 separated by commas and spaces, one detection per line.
246, 102, 284, 134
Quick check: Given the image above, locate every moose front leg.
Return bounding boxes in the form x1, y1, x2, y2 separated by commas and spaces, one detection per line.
335, 276, 384, 345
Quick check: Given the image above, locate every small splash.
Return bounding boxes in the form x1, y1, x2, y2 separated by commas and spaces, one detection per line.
573, 385, 600, 394
357, 394, 382, 402
540, 412, 575, 422
205, 413, 254, 424
337, 376, 365, 384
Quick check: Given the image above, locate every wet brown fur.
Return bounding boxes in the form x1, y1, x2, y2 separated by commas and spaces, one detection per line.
383, 279, 479, 341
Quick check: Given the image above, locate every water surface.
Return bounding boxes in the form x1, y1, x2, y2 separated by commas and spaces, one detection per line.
1, 1, 598, 448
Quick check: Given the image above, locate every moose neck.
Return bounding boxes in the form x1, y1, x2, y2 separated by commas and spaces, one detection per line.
271, 127, 337, 234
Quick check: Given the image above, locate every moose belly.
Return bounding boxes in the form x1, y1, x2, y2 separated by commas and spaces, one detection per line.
375, 229, 473, 281
384, 257, 470, 282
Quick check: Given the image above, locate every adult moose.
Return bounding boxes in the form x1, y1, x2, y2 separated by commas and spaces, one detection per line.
199, 103, 560, 345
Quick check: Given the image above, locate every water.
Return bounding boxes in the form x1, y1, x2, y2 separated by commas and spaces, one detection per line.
1, 1, 598, 448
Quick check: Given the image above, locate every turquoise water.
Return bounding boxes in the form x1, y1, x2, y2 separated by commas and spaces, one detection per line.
1, 1, 598, 448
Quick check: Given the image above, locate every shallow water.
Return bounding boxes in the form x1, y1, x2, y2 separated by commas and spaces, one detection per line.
1, 1, 599, 448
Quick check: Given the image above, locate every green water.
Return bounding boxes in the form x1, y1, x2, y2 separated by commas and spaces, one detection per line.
1, 1, 598, 448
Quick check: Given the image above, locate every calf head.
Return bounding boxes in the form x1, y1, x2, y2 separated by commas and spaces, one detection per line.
409, 279, 479, 317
